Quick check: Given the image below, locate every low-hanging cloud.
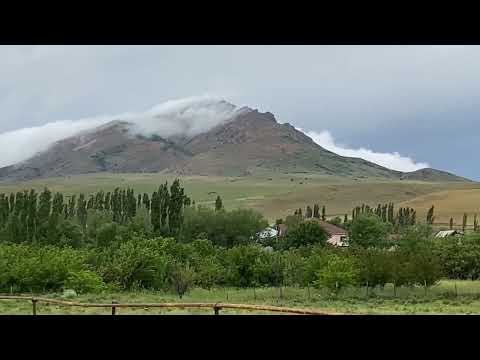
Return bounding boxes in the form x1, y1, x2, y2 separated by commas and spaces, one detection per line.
298, 128, 429, 172
0, 95, 430, 173
0, 95, 239, 168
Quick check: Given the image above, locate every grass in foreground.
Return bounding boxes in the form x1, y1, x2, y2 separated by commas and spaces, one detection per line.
2, 280, 480, 315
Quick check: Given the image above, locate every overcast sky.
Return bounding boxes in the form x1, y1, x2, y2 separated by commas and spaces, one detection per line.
0, 45, 478, 179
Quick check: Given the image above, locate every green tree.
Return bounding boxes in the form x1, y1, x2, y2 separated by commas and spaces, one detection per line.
168, 179, 184, 236
77, 194, 88, 229
151, 191, 160, 233
168, 262, 195, 298
37, 188, 52, 241
158, 183, 169, 230
305, 205, 313, 218
215, 195, 223, 211
314, 253, 360, 294
426, 205, 435, 225
283, 221, 328, 249
349, 214, 391, 248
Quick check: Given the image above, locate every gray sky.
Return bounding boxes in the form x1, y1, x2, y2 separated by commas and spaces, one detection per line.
0, 45, 478, 179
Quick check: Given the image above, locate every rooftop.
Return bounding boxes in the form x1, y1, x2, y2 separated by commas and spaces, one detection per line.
307, 218, 348, 236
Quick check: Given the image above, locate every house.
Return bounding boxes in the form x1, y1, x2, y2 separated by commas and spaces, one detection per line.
257, 227, 278, 240
435, 230, 464, 238
311, 219, 349, 247
276, 219, 349, 247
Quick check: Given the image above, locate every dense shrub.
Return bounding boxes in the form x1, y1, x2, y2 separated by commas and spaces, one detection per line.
314, 253, 361, 293
349, 214, 391, 248
282, 221, 328, 249
180, 206, 268, 247
97, 237, 173, 290
0, 244, 89, 292
433, 233, 480, 280
65, 270, 106, 294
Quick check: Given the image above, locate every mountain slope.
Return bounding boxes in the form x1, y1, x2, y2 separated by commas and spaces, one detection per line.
0, 121, 191, 182
171, 108, 401, 178
400, 168, 472, 182
0, 102, 470, 182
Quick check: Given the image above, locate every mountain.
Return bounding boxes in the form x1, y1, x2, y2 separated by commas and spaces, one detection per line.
0, 102, 470, 182
399, 168, 472, 182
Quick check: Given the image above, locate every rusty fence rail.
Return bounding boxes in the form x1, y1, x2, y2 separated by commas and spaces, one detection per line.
0, 295, 345, 315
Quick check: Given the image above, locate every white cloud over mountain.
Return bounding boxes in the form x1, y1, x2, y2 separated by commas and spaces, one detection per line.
298, 128, 429, 172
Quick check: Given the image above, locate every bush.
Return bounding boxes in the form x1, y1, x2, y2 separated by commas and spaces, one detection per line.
349, 214, 391, 248
0, 244, 89, 293
282, 221, 328, 249
95, 222, 120, 248
222, 245, 270, 287
98, 237, 173, 290
433, 233, 480, 280
168, 263, 196, 298
314, 253, 360, 293
57, 220, 84, 248
356, 248, 392, 288
180, 207, 268, 247
65, 270, 106, 294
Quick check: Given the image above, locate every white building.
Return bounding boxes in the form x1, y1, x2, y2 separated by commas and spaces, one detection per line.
435, 230, 464, 238
257, 227, 279, 240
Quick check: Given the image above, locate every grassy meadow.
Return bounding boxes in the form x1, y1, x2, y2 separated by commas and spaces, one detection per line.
0, 172, 478, 223
2, 280, 480, 315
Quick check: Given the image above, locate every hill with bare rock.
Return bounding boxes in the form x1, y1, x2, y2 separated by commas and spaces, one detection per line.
0, 101, 471, 183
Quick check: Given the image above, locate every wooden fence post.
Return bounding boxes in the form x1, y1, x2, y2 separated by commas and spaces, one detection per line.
111, 301, 118, 315
32, 298, 37, 316
455, 282, 458, 297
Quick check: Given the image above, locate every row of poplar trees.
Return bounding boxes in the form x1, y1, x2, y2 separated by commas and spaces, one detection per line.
0, 179, 191, 244
351, 203, 417, 226
294, 204, 327, 220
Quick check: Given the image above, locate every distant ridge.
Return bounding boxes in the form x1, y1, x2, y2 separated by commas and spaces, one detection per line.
399, 168, 471, 182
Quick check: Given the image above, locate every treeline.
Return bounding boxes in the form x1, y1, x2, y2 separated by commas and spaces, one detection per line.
4, 225, 478, 296
0, 179, 192, 245
0, 179, 270, 251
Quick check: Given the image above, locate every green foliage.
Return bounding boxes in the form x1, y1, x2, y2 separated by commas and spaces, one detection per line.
222, 245, 272, 287
314, 253, 360, 293
98, 237, 173, 290
65, 270, 106, 294
0, 244, 88, 292
328, 216, 343, 227
180, 206, 267, 247
95, 223, 120, 248
433, 233, 480, 280
283, 221, 328, 249
168, 262, 195, 298
215, 195, 223, 211
355, 248, 392, 288
349, 214, 391, 248
427, 205, 435, 225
